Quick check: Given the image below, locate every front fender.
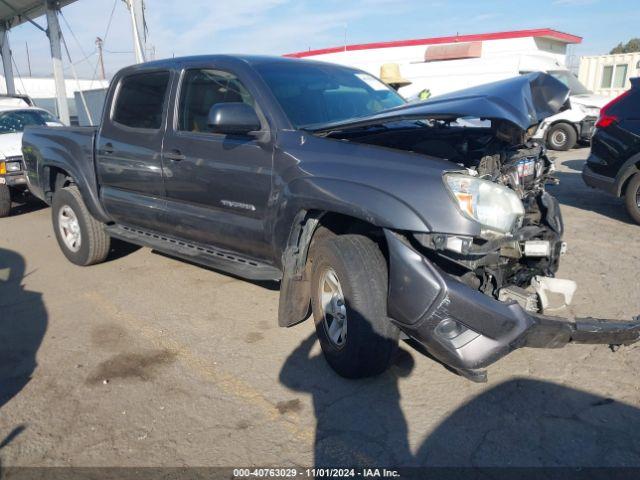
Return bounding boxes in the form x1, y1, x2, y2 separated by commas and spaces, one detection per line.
275, 177, 430, 246
274, 178, 429, 328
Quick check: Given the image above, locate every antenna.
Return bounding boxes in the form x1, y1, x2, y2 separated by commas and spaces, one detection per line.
96, 36, 106, 80
344, 23, 348, 52
25, 41, 31, 76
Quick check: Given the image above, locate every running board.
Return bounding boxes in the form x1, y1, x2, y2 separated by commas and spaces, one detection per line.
106, 224, 281, 281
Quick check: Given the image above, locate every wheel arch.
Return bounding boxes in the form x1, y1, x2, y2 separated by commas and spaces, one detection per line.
42, 163, 111, 223
277, 208, 391, 328
617, 154, 640, 197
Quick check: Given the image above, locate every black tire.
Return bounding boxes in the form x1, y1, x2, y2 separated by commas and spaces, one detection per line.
547, 122, 577, 151
0, 184, 10, 218
624, 173, 640, 225
309, 234, 399, 378
52, 185, 110, 266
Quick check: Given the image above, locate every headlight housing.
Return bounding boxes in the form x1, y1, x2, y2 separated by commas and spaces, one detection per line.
444, 173, 525, 234
6, 161, 20, 172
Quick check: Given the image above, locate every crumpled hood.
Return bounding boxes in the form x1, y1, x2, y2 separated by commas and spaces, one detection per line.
312, 72, 570, 134
570, 93, 609, 109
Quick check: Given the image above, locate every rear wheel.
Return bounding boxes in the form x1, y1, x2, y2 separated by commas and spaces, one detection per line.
52, 185, 110, 266
310, 234, 399, 378
547, 122, 577, 151
0, 184, 11, 218
624, 173, 640, 225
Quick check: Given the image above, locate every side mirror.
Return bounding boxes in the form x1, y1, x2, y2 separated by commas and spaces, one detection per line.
207, 102, 261, 135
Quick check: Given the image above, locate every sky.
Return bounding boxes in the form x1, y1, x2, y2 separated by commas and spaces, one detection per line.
3, 0, 639, 82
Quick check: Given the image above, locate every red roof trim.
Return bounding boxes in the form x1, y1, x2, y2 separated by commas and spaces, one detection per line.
284, 28, 582, 58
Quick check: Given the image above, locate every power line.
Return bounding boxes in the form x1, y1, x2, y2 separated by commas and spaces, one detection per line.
103, 49, 134, 54
59, 10, 91, 61
10, 54, 27, 96
89, 0, 119, 87
102, 0, 119, 44
59, 28, 94, 124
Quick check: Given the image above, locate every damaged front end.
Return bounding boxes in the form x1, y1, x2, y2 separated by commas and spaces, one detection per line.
384, 230, 640, 382
413, 183, 565, 315
309, 72, 640, 380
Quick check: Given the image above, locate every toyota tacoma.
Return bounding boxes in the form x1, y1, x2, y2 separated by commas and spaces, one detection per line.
22, 56, 640, 381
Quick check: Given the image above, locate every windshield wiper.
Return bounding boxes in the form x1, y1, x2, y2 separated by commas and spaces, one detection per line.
306, 123, 390, 137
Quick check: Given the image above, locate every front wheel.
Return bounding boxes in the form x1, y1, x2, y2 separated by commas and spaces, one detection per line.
310, 234, 399, 378
0, 184, 11, 217
624, 173, 640, 225
547, 123, 577, 151
52, 185, 111, 266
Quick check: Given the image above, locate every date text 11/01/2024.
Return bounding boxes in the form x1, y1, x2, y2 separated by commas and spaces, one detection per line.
233, 468, 401, 478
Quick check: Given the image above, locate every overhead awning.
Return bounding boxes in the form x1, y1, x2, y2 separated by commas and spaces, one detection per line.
0, 0, 78, 28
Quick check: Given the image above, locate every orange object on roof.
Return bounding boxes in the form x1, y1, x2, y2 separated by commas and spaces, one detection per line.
424, 41, 482, 62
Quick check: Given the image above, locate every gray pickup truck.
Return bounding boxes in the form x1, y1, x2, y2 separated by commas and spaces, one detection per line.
23, 55, 640, 381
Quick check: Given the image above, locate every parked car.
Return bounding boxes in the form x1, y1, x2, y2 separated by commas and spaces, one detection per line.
0, 95, 62, 217
22, 56, 640, 381
583, 77, 640, 224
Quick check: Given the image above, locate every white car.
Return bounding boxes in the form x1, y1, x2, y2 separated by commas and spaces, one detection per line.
529, 70, 609, 151
0, 96, 62, 217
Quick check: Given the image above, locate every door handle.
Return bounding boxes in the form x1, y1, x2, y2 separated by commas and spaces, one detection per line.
102, 143, 114, 155
164, 149, 186, 161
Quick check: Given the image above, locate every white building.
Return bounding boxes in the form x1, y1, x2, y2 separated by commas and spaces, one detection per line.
579, 52, 640, 98
285, 28, 582, 99
0, 74, 109, 123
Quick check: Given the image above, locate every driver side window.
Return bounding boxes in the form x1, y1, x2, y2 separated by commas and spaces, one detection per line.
178, 68, 255, 133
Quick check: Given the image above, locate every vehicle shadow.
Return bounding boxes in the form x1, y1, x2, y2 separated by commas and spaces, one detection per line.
106, 238, 143, 262
548, 158, 635, 225
279, 333, 415, 466
0, 248, 47, 466
416, 377, 640, 467
6, 194, 47, 217
280, 333, 640, 467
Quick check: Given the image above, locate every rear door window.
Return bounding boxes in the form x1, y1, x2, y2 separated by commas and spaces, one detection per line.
113, 71, 170, 129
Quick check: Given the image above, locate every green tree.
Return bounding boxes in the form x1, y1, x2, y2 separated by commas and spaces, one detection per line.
610, 38, 640, 54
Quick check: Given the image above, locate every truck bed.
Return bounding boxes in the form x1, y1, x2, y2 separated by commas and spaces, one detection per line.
22, 125, 98, 204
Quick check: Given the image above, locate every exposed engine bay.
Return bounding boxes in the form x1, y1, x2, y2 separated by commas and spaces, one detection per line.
326, 119, 567, 313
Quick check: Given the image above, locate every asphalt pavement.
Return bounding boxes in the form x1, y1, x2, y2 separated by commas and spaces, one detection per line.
1, 148, 639, 468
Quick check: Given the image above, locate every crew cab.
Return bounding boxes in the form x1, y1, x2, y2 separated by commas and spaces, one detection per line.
23, 56, 640, 381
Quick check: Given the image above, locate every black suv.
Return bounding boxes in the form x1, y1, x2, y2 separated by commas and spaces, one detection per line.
583, 77, 640, 223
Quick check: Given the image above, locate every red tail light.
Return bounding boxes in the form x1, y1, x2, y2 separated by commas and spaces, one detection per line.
595, 90, 631, 128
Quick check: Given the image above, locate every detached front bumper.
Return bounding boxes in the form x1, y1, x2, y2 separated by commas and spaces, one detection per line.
384, 230, 640, 381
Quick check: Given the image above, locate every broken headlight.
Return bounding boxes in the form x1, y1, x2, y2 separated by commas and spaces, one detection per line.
444, 173, 524, 235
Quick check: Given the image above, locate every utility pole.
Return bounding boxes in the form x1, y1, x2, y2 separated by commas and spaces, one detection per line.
45, 0, 70, 125
0, 22, 15, 94
25, 41, 31, 76
126, 0, 146, 64
95, 37, 105, 80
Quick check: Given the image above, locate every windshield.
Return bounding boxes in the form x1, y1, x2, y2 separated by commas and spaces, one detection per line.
254, 62, 406, 129
0, 109, 58, 135
548, 70, 591, 95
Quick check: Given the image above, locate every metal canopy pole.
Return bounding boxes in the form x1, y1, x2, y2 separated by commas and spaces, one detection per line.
45, 0, 70, 125
0, 22, 15, 94
127, 0, 146, 64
